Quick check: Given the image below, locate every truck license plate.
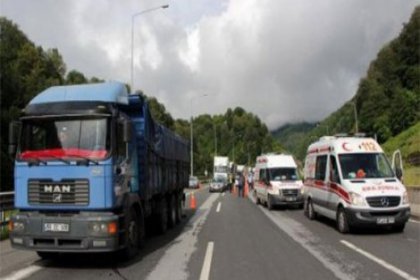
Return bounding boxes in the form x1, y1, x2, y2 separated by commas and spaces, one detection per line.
376, 217, 395, 224
44, 223, 69, 232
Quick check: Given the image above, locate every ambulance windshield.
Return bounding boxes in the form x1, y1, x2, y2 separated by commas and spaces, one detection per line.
268, 168, 298, 181
339, 153, 394, 179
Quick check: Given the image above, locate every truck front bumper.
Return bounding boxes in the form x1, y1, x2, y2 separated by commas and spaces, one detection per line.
270, 194, 304, 206
9, 211, 120, 253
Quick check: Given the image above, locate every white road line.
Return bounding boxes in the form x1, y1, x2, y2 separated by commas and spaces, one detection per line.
0, 265, 41, 280
409, 219, 420, 224
199, 242, 214, 280
340, 240, 418, 280
216, 202, 221, 213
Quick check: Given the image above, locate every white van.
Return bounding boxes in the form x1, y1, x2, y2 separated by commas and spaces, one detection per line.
302, 136, 410, 233
254, 154, 303, 209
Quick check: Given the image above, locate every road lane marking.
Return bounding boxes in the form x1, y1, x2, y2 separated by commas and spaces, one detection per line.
216, 202, 221, 213
199, 242, 214, 280
145, 193, 219, 280
248, 194, 357, 280
0, 265, 41, 280
340, 240, 418, 280
409, 219, 420, 224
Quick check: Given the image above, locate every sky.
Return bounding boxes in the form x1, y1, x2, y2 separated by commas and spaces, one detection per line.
1, 0, 419, 130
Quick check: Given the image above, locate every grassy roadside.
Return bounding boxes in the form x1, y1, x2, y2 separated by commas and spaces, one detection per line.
404, 166, 420, 186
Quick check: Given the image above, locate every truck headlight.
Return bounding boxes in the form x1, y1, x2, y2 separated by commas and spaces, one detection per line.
9, 221, 25, 232
89, 222, 117, 235
350, 192, 366, 206
402, 191, 409, 205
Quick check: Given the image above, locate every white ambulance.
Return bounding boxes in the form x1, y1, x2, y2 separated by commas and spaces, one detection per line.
302, 136, 410, 233
254, 154, 303, 209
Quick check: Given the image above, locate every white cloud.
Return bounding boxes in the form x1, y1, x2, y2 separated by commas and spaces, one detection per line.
1, 0, 419, 129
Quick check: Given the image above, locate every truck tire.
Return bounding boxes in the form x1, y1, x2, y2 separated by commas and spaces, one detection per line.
168, 195, 177, 228
156, 198, 168, 234
255, 191, 260, 205
175, 194, 183, 224
337, 207, 350, 234
121, 207, 140, 259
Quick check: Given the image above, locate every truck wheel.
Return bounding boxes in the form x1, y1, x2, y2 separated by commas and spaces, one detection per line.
307, 199, 317, 220
122, 208, 140, 259
255, 191, 260, 205
267, 194, 273, 210
175, 194, 183, 224
156, 198, 168, 234
168, 195, 177, 228
37, 251, 59, 260
337, 207, 350, 234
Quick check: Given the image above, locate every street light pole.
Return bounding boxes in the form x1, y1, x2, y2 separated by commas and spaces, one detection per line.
130, 4, 169, 91
353, 101, 359, 134
190, 94, 208, 176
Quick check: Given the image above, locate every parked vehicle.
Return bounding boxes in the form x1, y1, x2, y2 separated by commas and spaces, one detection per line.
209, 176, 228, 192
189, 176, 200, 189
8, 82, 189, 259
254, 154, 303, 209
213, 156, 229, 182
302, 135, 410, 233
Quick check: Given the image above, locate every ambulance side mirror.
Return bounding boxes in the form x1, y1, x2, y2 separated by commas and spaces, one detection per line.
395, 167, 403, 181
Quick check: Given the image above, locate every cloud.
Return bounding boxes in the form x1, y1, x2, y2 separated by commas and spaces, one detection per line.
1, 0, 419, 129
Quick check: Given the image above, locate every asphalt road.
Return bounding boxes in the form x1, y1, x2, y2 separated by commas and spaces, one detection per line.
1, 185, 419, 280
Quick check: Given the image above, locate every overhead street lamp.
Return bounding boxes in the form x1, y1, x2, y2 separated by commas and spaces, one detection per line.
130, 4, 169, 91
190, 94, 208, 176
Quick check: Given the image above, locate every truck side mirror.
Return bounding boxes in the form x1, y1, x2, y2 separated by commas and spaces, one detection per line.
8, 121, 20, 157
123, 120, 132, 143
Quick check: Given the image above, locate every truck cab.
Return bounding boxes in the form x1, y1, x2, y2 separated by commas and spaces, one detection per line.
302, 136, 410, 233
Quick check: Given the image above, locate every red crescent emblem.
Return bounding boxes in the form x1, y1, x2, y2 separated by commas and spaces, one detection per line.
342, 142, 351, 151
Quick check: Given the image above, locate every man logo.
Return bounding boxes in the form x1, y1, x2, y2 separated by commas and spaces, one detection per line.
380, 197, 390, 207
43, 185, 71, 193
53, 193, 62, 203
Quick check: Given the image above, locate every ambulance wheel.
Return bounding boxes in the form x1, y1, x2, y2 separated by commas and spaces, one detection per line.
337, 207, 350, 234
392, 224, 405, 233
255, 191, 260, 205
37, 251, 59, 259
307, 199, 317, 220
267, 194, 274, 210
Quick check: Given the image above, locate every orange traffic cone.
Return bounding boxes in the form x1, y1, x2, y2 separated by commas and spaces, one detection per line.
244, 182, 249, 198
190, 192, 197, 209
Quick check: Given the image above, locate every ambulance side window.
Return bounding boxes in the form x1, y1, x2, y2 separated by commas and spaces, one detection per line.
330, 155, 340, 184
315, 155, 327, 181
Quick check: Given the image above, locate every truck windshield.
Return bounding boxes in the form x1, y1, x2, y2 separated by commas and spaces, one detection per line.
339, 153, 394, 179
18, 118, 110, 161
214, 166, 229, 173
268, 168, 298, 181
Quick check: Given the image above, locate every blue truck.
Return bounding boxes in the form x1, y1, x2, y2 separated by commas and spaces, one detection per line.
8, 82, 189, 259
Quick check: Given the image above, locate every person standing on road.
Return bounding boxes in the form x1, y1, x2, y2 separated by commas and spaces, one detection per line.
247, 172, 254, 190
237, 173, 245, 197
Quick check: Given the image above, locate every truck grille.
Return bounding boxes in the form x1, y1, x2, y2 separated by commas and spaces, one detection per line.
366, 196, 400, 208
28, 180, 89, 205
281, 189, 299, 197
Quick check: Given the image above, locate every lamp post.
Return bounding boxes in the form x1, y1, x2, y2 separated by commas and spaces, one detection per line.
190, 94, 208, 176
353, 101, 359, 134
131, 4, 169, 91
